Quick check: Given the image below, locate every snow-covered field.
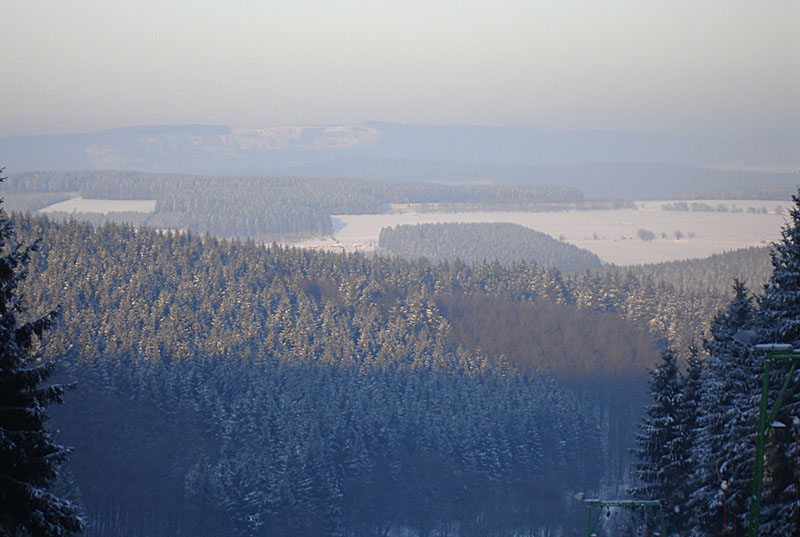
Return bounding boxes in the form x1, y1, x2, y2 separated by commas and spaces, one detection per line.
38, 197, 786, 265
290, 200, 788, 266
40, 197, 157, 214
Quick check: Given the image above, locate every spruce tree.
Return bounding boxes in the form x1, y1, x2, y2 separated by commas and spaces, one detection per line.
757, 190, 800, 536
674, 344, 702, 532
0, 171, 83, 537
631, 348, 688, 536
760, 190, 800, 344
687, 279, 758, 536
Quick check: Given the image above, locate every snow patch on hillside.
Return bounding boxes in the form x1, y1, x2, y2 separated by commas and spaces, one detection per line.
226, 125, 381, 150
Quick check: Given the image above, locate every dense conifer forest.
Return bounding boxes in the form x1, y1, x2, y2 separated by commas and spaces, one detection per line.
2, 208, 741, 536
378, 222, 602, 271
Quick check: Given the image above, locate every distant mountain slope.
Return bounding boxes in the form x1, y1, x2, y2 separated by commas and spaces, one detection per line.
2, 123, 797, 199
379, 222, 602, 271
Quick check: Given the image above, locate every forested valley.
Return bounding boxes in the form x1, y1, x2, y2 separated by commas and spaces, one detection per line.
3, 1, 797, 534
2, 206, 747, 537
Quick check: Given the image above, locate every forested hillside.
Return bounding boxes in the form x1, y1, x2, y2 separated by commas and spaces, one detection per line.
7, 212, 731, 536
378, 222, 602, 271
4, 171, 582, 241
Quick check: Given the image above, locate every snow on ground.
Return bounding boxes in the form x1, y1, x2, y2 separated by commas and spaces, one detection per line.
40, 197, 157, 214
289, 201, 787, 266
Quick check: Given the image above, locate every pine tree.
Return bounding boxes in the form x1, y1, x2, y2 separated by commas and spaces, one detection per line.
757, 190, 800, 536
0, 171, 83, 537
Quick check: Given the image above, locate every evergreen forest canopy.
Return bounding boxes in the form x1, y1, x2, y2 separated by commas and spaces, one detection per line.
3, 171, 583, 241
378, 222, 602, 272
2, 206, 743, 537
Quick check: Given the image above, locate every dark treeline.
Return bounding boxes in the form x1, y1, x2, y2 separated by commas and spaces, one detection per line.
378, 222, 602, 272
678, 186, 796, 201
4, 171, 582, 241
660, 201, 774, 213
5, 212, 733, 536
392, 199, 635, 213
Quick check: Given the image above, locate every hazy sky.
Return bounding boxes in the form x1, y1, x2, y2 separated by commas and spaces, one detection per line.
2, 0, 798, 137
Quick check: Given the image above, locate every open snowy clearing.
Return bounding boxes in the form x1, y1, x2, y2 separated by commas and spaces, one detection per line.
40, 197, 157, 214
290, 201, 787, 266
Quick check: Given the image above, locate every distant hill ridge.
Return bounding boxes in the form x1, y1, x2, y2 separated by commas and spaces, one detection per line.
2, 123, 797, 199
